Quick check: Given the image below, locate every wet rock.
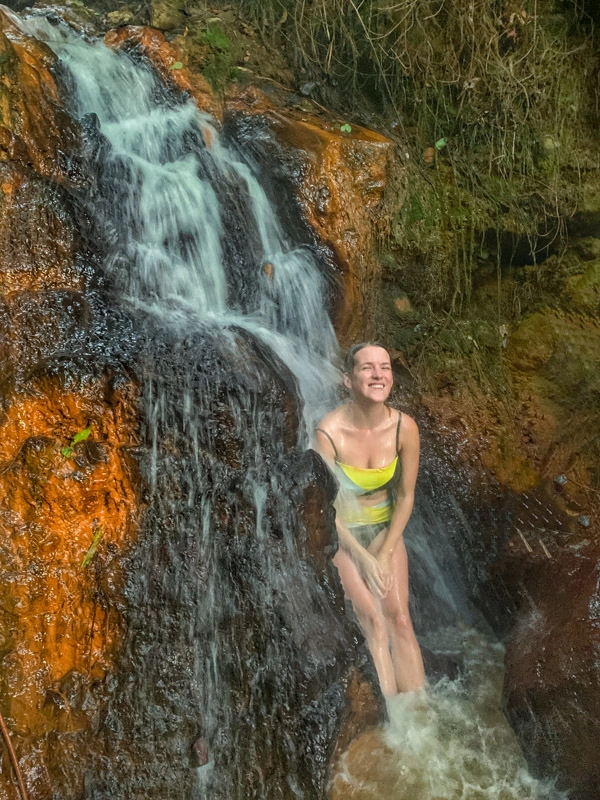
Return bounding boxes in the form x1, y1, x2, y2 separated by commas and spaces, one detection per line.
503, 543, 600, 800
332, 658, 387, 763
224, 96, 395, 346
0, 166, 83, 295
420, 644, 461, 682
105, 25, 219, 117
0, 10, 80, 182
0, 9, 143, 797
64, 321, 380, 799
264, 112, 395, 346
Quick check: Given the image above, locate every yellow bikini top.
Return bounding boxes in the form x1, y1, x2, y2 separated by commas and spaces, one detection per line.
316, 415, 402, 527
316, 413, 402, 494
336, 458, 398, 492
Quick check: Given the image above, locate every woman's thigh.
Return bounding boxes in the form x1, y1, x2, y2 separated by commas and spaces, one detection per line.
380, 539, 411, 620
333, 549, 384, 626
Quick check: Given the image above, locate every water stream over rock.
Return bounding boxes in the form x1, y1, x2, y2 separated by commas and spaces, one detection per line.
0, 10, 573, 799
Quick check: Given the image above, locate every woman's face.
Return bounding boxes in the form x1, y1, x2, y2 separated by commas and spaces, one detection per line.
343, 345, 393, 403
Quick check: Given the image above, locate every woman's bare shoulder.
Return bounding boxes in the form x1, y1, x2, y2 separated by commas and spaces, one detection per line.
315, 407, 347, 462
399, 410, 418, 431
398, 410, 419, 449
316, 405, 348, 434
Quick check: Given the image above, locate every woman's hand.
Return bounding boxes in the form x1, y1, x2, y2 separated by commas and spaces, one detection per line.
376, 550, 394, 595
356, 549, 390, 599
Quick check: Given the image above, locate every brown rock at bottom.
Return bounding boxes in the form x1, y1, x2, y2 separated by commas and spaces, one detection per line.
329, 729, 393, 800
333, 665, 387, 768
502, 543, 600, 800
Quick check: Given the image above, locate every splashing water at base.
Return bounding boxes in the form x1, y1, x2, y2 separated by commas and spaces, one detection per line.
331, 628, 567, 800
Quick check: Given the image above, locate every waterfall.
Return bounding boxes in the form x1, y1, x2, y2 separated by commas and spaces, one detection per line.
15, 11, 567, 800
17, 14, 349, 799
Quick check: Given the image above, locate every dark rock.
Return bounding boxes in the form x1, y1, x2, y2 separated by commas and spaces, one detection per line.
421, 644, 462, 682
503, 544, 600, 800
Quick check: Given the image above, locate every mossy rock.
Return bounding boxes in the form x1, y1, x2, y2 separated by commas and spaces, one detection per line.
151, 0, 185, 31
482, 431, 541, 493
562, 259, 600, 313
508, 309, 600, 424
506, 312, 559, 372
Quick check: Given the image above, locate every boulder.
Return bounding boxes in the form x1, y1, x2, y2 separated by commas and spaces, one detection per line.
503, 543, 600, 800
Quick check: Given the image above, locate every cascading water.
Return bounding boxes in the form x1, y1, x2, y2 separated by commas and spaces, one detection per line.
15, 11, 567, 800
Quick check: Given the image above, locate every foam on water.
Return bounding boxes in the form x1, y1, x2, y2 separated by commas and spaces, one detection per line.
333, 628, 567, 800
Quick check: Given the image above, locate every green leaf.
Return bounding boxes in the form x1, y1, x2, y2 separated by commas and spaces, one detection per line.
71, 426, 92, 445
170, 61, 183, 71
340, 123, 352, 134
81, 527, 104, 569
62, 425, 91, 458
435, 137, 447, 150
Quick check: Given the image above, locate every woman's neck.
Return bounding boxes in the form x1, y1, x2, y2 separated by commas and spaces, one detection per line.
345, 399, 389, 429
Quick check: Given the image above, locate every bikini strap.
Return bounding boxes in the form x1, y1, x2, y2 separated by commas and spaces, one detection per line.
315, 427, 339, 461
395, 412, 402, 453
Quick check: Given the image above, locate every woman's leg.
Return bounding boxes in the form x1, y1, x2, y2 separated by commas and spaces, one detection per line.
380, 538, 425, 692
333, 549, 398, 696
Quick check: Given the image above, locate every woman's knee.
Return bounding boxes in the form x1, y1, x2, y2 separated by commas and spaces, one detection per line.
356, 608, 388, 645
385, 608, 415, 639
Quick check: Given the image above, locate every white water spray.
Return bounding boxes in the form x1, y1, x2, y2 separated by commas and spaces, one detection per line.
22, 13, 338, 432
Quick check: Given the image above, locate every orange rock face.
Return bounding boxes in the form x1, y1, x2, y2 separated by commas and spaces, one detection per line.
0, 376, 139, 736
0, 11, 141, 797
265, 111, 395, 346
0, 11, 79, 182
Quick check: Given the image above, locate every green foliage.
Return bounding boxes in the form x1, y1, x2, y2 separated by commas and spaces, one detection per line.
340, 123, 352, 133
196, 21, 238, 92
81, 526, 104, 569
170, 61, 183, 70
237, 0, 599, 312
203, 23, 231, 51
61, 425, 92, 459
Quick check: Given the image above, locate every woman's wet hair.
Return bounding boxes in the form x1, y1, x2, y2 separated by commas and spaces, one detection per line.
343, 341, 388, 374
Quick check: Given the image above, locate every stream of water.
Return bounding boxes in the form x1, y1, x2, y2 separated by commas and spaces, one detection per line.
16, 11, 567, 799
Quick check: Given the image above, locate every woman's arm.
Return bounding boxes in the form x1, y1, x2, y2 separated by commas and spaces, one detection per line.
374, 415, 420, 578
315, 427, 389, 598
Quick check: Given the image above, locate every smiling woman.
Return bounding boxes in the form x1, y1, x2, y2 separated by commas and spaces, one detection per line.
315, 342, 425, 696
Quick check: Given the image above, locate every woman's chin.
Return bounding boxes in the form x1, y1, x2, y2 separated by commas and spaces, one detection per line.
360, 390, 391, 403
